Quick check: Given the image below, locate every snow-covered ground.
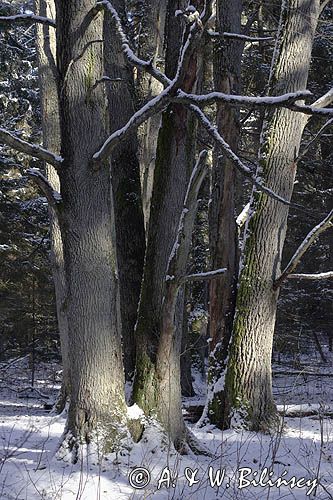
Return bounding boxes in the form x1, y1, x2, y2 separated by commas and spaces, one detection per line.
0, 350, 332, 499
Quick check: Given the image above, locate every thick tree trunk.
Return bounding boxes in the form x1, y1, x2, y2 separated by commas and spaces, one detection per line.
133, 0, 202, 445
55, 0, 127, 455
206, 0, 243, 427
34, 0, 70, 411
224, 0, 321, 432
136, 0, 166, 228
104, 1, 146, 381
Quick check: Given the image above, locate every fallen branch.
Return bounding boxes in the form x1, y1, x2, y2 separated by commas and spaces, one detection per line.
0, 128, 62, 170
274, 209, 333, 288
0, 13, 56, 28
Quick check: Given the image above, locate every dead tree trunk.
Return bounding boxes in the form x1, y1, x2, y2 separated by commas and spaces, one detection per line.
132, 0, 204, 435
224, 0, 321, 432
206, 0, 243, 427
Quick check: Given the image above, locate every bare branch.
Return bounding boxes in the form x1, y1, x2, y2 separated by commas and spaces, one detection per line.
0, 128, 63, 170
93, 0, 206, 165
0, 13, 56, 28
180, 268, 227, 284
207, 30, 274, 42
288, 272, 333, 280
27, 168, 62, 209
175, 89, 312, 109
92, 89, 170, 165
297, 117, 333, 164
274, 209, 333, 288
167, 150, 210, 284
188, 106, 292, 206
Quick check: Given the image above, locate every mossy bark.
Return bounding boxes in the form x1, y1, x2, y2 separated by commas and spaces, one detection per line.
224, 0, 321, 432
133, 0, 203, 446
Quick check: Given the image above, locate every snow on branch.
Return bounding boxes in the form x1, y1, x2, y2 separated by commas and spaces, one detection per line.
274, 209, 333, 288
287, 272, 333, 280
181, 268, 227, 284
92, 0, 206, 165
92, 89, 171, 165
27, 168, 62, 209
188, 106, 292, 206
207, 30, 274, 42
0, 128, 63, 170
0, 13, 56, 28
175, 90, 312, 110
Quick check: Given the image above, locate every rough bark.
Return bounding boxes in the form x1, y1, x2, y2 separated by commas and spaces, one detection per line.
136, 0, 166, 228
207, 0, 243, 427
104, 0, 145, 381
224, 0, 321, 432
34, 0, 70, 411
55, 0, 127, 455
132, 0, 202, 438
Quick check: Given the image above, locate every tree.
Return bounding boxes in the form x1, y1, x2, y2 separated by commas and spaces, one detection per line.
223, 0, 329, 431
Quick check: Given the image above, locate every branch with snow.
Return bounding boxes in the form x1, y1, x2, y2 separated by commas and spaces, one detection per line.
175, 89, 312, 110
287, 272, 333, 280
0, 128, 63, 170
274, 209, 333, 288
188, 106, 293, 206
180, 268, 227, 284
92, 0, 206, 165
207, 30, 274, 42
0, 13, 55, 28
27, 169, 62, 209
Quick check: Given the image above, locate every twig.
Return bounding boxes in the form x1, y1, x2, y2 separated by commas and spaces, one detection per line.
287, 271, 333, 280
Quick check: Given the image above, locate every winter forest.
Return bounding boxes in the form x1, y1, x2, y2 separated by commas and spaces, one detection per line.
0, 0, 332, 498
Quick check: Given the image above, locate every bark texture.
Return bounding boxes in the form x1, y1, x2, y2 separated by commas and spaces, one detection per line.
34, 0, 70, 410
224, 0, 321, 431
55, 0, 127, 453
104, 0, 146, 381
133, 0, 203, 445
207, 0, 243, 427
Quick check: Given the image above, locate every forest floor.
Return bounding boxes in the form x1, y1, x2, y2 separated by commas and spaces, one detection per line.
0, 343, 333, 499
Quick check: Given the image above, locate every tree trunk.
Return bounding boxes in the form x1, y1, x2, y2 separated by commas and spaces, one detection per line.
55, 0, 127, 456
104, 1, 146, 381
136, 0, 166, 228
206, 0, 243, 427
34, 0, 70, 411
224, 0, 321, 432
132, 0, 202, 444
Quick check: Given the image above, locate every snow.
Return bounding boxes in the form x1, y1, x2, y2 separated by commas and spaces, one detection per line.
0, 349, 333, 499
